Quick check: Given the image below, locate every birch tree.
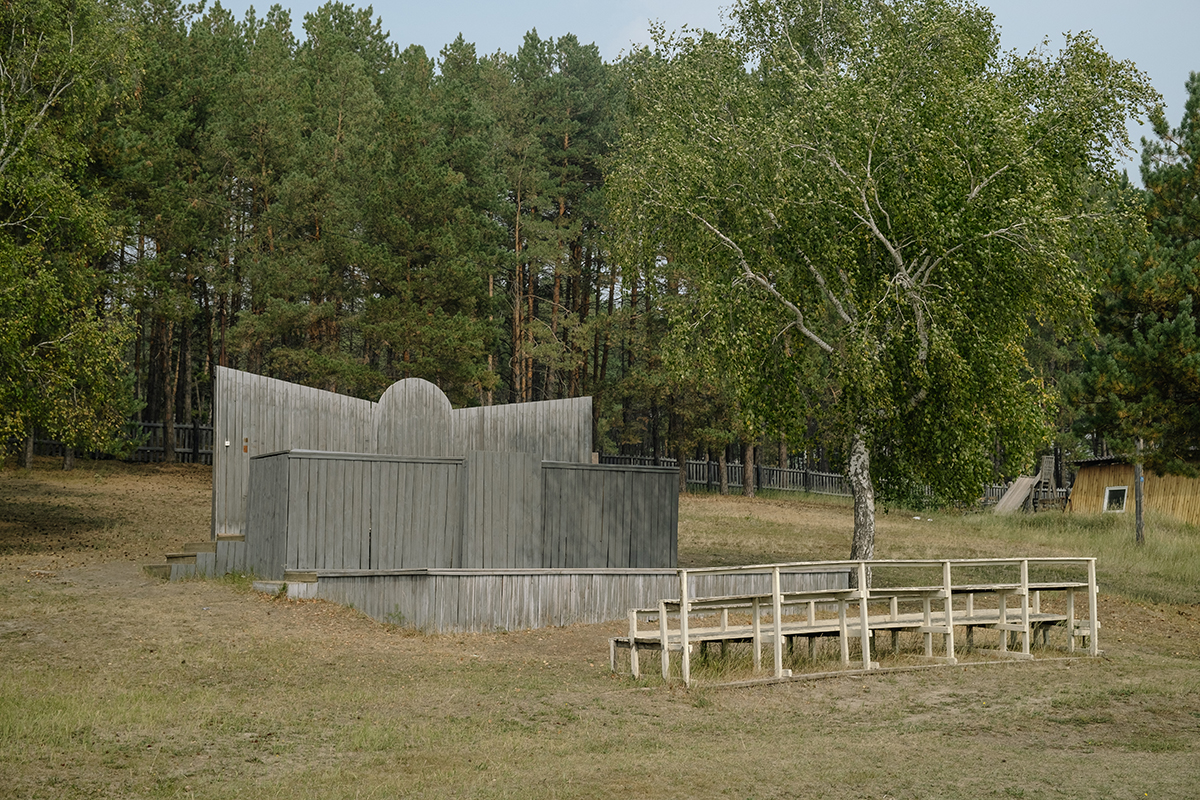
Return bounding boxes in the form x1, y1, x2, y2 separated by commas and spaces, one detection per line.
611, 0, 1156, 561
0, 0, 136, 453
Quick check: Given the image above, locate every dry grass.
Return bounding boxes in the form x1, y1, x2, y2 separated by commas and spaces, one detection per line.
2, 461, 1199, 798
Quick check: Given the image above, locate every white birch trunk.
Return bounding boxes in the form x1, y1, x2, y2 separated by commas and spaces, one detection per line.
847, 428, 875, 586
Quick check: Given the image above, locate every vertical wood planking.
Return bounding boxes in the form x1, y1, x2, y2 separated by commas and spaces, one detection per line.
212, 368, 373, 543
367, 460, 381, 569
287, 455, 305, 573
380, 460, 399, 569
211, 367, 224, 538
245, 453, 288, 579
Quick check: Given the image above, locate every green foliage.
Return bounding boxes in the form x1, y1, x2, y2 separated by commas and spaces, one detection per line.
611, 0, 1156, 512
1077, 73, 1200, 476
0, 0, 137, 450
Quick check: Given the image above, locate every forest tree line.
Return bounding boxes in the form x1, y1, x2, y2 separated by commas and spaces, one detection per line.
4, 0, 1197, 513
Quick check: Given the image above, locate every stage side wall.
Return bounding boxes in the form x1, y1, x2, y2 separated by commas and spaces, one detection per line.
213, 367, 374, 538
245, 452, 289, 579
244, 451, 677, 573
453, 398, 592, 464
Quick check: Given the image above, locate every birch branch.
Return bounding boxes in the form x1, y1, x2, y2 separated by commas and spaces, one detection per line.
688, 211, 835, 354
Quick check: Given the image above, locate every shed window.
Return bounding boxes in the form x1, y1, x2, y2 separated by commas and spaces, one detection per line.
1104, 486, 1128, 513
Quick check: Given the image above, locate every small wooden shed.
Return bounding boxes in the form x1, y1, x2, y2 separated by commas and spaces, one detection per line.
1066, 456, 1200, 526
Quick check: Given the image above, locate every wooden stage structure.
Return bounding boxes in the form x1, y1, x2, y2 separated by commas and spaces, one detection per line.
611, 558, 1101, 685
151, 368, 849, 632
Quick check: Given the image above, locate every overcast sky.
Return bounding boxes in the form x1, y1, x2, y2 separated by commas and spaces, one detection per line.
219, 0, 1198, 180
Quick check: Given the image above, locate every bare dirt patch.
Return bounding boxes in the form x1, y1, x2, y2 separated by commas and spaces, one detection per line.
0, 457, 209, 570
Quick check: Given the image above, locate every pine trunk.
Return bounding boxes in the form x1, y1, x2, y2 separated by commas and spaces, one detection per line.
676, 442, 687, 495
718, 449, 728, 495
161, 320, 176, 464
1134, 437, 1145, 546
742, 441, 755, 498
19, 431, 34, 469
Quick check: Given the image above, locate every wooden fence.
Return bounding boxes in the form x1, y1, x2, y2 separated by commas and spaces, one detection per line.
602, 455, 855, 497
27, 421, 215, 465
604, 455, 1039, 506
126, 421, 214, 464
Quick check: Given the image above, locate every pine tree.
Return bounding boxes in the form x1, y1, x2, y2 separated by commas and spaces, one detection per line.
357, 37, 500, 405
1079, 73, 1200, 484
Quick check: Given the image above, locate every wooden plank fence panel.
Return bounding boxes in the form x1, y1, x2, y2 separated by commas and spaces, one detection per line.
426, 462, 450, 568
386, 459, 404, 569
302, 456, 318, 570
663, 472, 678, 568
397, 459, 414, 567
286, 456, 304, 573
373, 461, 391, 569
367, 461, 381, 569
346, 458, 361, 569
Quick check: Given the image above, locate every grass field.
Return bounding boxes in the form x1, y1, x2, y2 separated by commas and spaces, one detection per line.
2, 459, 1198, 798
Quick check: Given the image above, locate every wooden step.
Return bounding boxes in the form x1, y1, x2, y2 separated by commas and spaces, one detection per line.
216, 534, 245, 542
182, 541, 217, 554
164, 552, 197, 564
143, 564, 171, 580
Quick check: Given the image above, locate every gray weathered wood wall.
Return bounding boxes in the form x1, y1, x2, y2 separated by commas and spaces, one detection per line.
214, 367, 592, 539
299, 568, 848, 632
369, 455, 464, 571
453, 399, 591, 463
245, 450, 678, 579
213, 368, 374, 538
463, 451, 543, 569
245, 450, 289, 576
542, 463, 677, 569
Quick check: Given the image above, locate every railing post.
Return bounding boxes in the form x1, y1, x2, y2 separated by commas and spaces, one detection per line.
659, 600, 670, 679
1087, 558, 1099, 656
943, 560, 956, 663
679, 570, 690, 686
857, 561, 872, 670
772, 567, 784, 678
1066, 590, 1076, 654
1020, 559, 1030, 655
628, 609, 640, 679
752, 597, 762, 672
838, 598, 850, 666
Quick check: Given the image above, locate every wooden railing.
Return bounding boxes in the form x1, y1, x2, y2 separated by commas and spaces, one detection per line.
612, 557, 1100, 686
